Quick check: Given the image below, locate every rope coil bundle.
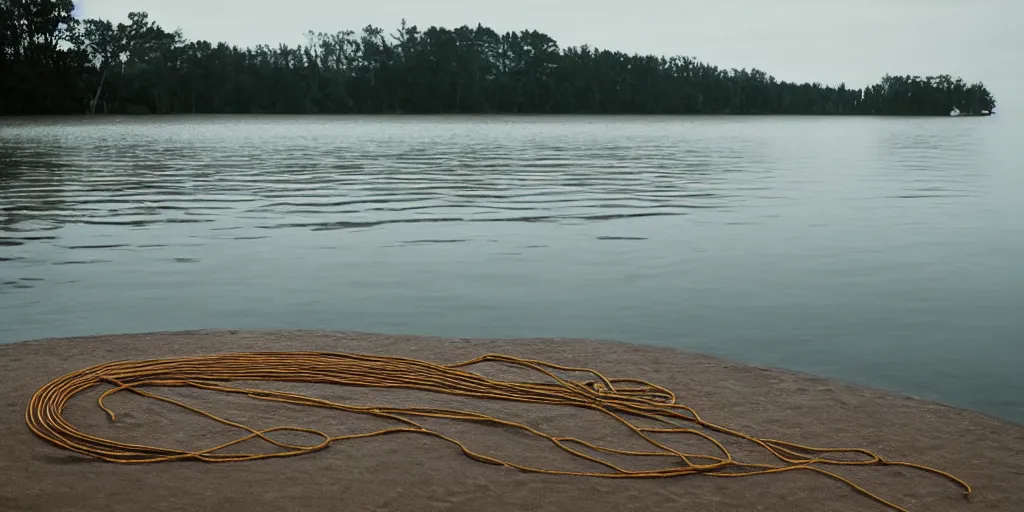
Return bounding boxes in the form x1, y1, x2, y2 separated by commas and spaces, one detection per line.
26, 351, 969, 511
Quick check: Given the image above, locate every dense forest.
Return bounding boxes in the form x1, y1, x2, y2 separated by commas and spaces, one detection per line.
1, 1, 997, 116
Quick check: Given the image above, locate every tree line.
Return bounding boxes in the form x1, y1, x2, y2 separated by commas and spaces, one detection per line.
1, 1, 997, 116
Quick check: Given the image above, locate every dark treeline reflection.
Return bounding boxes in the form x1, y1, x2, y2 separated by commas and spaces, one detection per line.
1, 1, 998, 116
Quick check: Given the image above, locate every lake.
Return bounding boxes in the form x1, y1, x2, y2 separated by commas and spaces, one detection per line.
1, 115, 1022, 424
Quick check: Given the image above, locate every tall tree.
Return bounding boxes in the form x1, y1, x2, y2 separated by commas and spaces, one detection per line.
1, 0, 85, 114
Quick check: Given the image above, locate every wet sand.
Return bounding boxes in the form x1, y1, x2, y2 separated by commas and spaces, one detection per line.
1, 330, 1022, 512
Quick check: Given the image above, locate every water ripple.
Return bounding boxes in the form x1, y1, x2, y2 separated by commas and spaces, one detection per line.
0, 116, 990, 257
0, 118, 765, 247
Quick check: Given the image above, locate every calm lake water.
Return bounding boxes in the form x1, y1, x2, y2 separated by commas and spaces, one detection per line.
1, 116, 1022, 423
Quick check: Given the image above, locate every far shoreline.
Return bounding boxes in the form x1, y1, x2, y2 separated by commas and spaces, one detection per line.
0, 112, 996, 120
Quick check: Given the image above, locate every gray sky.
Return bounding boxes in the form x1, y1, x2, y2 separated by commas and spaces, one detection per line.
77, 0, 1022, 109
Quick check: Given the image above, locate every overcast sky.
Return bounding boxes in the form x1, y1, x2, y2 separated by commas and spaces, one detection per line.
75, 0, 1022, 109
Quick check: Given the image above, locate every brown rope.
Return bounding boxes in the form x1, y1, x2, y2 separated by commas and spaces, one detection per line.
25, 351, 970, 511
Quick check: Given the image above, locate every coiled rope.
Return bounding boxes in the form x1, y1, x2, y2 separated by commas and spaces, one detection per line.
26, 351, 969, 511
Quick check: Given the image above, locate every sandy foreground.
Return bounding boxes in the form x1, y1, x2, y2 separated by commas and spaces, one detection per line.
1, 330, 1022, 512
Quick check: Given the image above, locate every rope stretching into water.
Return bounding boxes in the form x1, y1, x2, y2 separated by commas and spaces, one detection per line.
26, 351, 969, 511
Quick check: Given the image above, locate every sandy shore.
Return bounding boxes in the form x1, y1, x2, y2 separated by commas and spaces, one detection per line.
1, 330, 1022, 512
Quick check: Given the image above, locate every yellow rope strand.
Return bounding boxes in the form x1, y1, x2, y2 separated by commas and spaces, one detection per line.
25, 351, 971, 511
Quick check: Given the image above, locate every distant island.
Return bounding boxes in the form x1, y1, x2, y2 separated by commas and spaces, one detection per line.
0, 4, 997, 116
